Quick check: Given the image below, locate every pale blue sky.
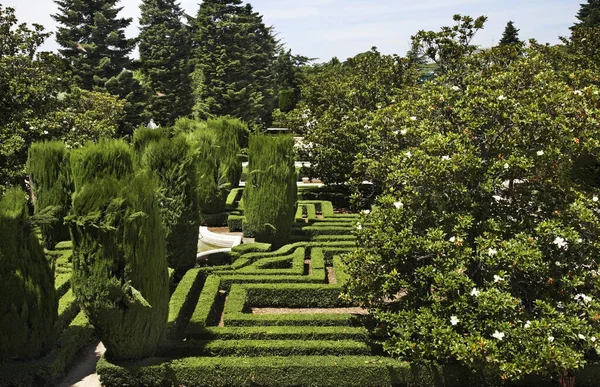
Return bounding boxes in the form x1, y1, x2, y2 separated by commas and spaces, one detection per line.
4, 0, 582, 63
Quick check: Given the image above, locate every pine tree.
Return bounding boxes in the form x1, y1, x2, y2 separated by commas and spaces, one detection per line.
499, 21, 522, 46
139, 0, 194, 127
571, 0, 600, 30
192, 0, 277, 127
52, 0, 135, 90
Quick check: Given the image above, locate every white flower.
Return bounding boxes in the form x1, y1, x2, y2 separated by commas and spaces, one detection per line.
574, 90, 583, 96
498, 95, 506, 101
364, 125, 372, 129
537, 150, 544, 156
393, 130, 399, 135
356, 222, 362, 230
450, 316, 459, 326
488, 248, 497, 256
393, 201, 403, 209
451, 86, 460, 91
504, 163, 509, 169
524, 321, 531, 328
493, 275, 503, 283
548, 336, 555, 342
449, 236, 456, 243
577, 238, 583, 243
43, 130, 48, 135
391, 99, 396, 103
579, 334, 586, 340
57, 77, 61, 81
363, 209, 370, 214
405, 151, 412, 158
492, 330, 505, 340
575, 293, 592, 304
555, 261, 561, 267
592, 336, 597, 342
470, 287, 480, 297
492, 195, 502, 202
376, 104, 382, 109
400, 129, 407, 135
594, 196, 598, 202
410, 116, 417, 121
553, 237, 568, 250
442, 155, 451, 161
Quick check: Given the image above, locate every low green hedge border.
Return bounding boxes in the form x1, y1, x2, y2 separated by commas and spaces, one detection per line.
227, 214, 245, 232
165, 269, 205, 339
188, 326, 367, 341
187, 275, 222, 334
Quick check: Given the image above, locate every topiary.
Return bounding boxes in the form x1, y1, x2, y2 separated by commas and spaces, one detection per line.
27, 141, 72, 249
0, 187, 58, 360
67, 172, 169, 360
137, 132, 200, 279
243, 134, 297, 246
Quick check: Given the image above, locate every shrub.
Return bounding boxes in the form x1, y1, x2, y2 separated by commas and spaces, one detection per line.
27, 141, 72, 249
278, 88, 296, 113
67, 172, 169, 360
0, 187, 58, 360
344, 16, 600, 382
243, 135, 297, 246
137, 131, 200, 278
70, 139, 133, 192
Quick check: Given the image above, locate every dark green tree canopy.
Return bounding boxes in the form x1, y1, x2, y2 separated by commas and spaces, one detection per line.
572, 0, 600, 30
192, 0, 277, 127
52, 0, 135, 90
499, 21, 522, 46
138, 0, 193, 126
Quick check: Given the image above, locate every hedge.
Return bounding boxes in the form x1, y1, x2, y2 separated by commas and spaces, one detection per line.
227, 214, 245, 232
165, 269, 205, 339
190, 326, 367, 341
187, 275, 222, 334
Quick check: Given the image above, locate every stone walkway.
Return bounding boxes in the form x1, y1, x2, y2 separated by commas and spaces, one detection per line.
57, 342, 104, 387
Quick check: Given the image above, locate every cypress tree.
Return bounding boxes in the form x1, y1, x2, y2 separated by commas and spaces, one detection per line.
27, 141, 72, 250
243, 134, 297, 246
192, 0, 277, 127
139, 0, 193, 127
572, 0, 600, 30
135, 128, 200, 278
68, 141, 169, 360
498, 21, 522, 46
0, 187, 58, 360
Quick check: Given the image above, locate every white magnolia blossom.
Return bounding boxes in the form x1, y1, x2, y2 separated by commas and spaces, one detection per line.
574, 90, 583, 96
492, 330, 505, 340
393, 201, 403, 209
498, 95, 506, 101
442, 155, 451, 161
575, 293, 592, 305
400, 129, 407, 135
449, 236, 456, 243
493, 274, 503, 283
410, 116, 417, 121
43, 130, 49, 135
548, 336, 555, 343
488, 248, 497, 256
537, 150, 544, 156
504, 163, 509, 169
553, 237, 568, 250
356, 222, 362, 230
451, 85, 460, 91
405, 151, 412, 158
555, 261, 561, 267
594, 196, 599, 202
492, 195, 503, 202
363, 209, 370, 214
470, 287, 480, 297
450, 315, 459, 326
524, 321, 531, 329
579, 334, 586, 340
592, 336, 597, 342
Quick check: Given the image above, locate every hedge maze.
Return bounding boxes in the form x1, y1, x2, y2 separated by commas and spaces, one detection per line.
96, 200, 439, 387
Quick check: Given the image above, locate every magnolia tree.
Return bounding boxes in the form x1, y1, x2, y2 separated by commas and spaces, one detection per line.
344, 17, 600, 382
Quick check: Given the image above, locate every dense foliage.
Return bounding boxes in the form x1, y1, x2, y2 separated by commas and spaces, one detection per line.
192, 0, 277, 127
243, 135, 297, 245
0, 187, 57, 361
572, 0, 600, 30
344, 16, 600, 382
139, 0, 193, 126
68, 143, 169, 360
499, 21, 522, 46
135, 128, 200, 278
27, 141, 72, 249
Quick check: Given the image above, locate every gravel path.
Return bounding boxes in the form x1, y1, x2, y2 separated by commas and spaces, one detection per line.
57, 342, 104, 387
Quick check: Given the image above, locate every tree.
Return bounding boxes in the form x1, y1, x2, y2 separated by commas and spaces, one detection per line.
273, 49, 312, 112
0, 187, 58, 361
52, 0, 135, 90
344, 16, 600, 383
571, 0, 600, 30
499, 21, 522, 46
192, 0, 277, 127
0, 5, 68, 192
138, 0, 194, 126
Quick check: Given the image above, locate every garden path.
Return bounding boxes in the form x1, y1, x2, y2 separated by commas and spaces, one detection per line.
57, 341, 104, 387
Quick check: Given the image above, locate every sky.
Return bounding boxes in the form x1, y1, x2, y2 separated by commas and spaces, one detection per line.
3, 0, 582, 63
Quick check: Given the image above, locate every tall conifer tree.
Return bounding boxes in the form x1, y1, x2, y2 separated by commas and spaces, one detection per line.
572, 0, 600, 30
139, 0, 193, 126
499, 21, 522, 46
192, 0, 277, 127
